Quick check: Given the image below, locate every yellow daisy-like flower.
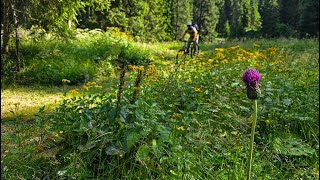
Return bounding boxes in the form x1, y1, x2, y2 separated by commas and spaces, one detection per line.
216, 52, 225, 59
171, 113, 182, 119
195, 88, 203, 92
128, 65, 137, 71
221, 59, 229, 64
69, 89, 79, 94
83, 85, 91, 90
215, 48, 225, 52
89, 81, 97, 85
229, 45, 240, 50
177, 126, 185, 131
62, 79, 71, 83
137, 66, 145, 72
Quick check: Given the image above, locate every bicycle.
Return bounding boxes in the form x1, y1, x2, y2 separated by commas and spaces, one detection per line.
175, 40, 199, 64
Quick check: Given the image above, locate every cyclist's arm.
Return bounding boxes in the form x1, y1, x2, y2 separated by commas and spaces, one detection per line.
180, 30, 187, 40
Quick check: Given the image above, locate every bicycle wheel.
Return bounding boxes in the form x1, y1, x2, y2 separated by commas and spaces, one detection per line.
175, 50, 187, 64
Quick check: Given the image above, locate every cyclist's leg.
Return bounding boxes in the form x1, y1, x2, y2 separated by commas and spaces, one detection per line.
186, 39, 192, 54
194, 35, 199, 53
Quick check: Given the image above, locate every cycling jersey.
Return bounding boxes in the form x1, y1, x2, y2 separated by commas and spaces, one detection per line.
181, 26, 198, 41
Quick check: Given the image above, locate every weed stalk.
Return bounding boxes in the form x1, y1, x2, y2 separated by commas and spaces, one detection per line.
115, 63, 127, 119
246, 99, 257, 180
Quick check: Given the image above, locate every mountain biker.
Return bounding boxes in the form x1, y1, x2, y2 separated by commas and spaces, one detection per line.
179, 22, 199, 55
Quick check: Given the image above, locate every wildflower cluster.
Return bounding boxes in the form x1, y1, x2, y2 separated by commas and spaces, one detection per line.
82, 81, 103, 91
129, 65, 145, 72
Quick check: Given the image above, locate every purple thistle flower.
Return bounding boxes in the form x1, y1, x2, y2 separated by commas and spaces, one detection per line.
242, 68, 261, 99
242, 68, 260, 87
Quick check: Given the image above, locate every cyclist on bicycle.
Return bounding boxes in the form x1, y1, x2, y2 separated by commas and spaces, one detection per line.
179, 22, 199, 55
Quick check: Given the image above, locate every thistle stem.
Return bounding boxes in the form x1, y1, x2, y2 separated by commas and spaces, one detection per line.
246, 99, 258, 180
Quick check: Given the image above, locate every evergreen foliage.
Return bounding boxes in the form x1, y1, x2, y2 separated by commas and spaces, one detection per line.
1, 0, 319, 43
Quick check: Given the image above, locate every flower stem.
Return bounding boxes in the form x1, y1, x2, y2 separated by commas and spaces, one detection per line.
246, 99, 258, 180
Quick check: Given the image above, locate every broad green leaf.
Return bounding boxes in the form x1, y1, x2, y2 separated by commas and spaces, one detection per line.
272, 136, 315, 157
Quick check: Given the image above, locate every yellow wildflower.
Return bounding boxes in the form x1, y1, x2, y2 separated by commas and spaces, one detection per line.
137, 66, 145, 72
215, 48, 225, 52
186, 79, 193, 84
229, 45, 240, 50
253, 62, 260, 67
221, 59, 229, 64
171, 113, 182, 119
69, 89, 79, 95
115, 66, 121, 70
62, 79, 71, 83
195, 88, 203, 92
83, 85, 91, 90
177, 126, 185, 131
216, 52, 225, 59
95, 85, 103, 89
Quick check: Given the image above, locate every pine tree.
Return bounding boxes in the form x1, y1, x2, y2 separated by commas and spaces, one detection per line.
259, 0, 281, 37
193, 0, 221, 41
299, 0, 319, 37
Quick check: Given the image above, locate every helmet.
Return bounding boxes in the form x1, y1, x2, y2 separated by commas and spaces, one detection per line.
187, 22, 192, 26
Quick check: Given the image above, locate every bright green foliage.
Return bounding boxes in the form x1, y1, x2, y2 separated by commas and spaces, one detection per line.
174, 0, 193, 40
2, 0, 318, 43
243, 0, 261, 33
24, 0, 111, 36
4, 28, 150, 85
1, 34, 318, 179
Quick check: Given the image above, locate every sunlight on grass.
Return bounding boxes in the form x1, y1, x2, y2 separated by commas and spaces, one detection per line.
1, 37, 318, 179
1, 86, 66, 121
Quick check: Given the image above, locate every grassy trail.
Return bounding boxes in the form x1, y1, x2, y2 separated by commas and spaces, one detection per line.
1, 86, 70, 121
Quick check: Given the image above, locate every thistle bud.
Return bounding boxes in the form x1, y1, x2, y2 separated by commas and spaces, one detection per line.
242, 68, 261, 99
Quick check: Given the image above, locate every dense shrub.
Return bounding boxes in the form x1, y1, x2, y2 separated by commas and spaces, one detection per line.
3, 28, 151, 86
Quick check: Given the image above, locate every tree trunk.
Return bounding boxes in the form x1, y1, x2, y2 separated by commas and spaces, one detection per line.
2, 0, 10, 56
12, 1, 20, 72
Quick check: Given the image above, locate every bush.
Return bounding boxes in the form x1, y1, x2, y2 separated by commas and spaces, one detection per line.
3, 28, 151, 86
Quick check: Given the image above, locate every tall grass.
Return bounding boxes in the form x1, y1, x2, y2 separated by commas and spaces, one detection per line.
1, 32, 318, 179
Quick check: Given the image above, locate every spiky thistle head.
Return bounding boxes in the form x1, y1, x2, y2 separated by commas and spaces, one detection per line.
242, 68, 261, 99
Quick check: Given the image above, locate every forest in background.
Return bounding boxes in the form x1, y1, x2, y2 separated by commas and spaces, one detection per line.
1, 0, 319, 179
1, 0, 319, 44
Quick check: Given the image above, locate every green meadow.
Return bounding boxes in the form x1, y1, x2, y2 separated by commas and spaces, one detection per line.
1, 29, 319, 179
